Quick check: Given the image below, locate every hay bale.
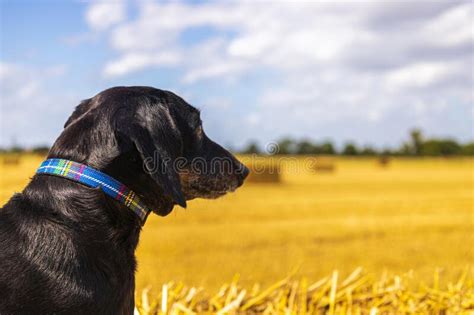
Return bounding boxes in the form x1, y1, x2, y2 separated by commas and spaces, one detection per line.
2, 155, 21, 165
246, 162, 281, 183
311, 157, 336, 173
377, 156, 391, 168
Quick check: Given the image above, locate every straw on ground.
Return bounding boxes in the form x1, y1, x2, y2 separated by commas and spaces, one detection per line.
135, 268, 474, 314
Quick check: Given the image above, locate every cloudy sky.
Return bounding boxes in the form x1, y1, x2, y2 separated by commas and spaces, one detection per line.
0, 0, 472, 149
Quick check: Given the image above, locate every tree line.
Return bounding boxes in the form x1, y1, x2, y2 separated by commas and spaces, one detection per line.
240, 129, 474, 156
1, 129, 473, 157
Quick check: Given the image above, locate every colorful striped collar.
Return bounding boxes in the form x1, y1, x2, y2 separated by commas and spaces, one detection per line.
36, 158, 151, 223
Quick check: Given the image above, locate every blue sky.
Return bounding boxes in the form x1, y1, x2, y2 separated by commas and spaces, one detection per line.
1, 0, 472, 149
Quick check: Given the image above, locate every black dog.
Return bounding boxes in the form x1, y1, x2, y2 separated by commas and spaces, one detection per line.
0, 86, 249, 314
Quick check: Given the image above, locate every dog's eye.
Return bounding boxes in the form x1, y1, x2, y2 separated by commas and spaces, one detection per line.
196, 125, 203, 138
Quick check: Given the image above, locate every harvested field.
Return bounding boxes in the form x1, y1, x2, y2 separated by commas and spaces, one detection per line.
1, 155, 473, 314
239, 156, 282, 183
135, 268, 474, 314
311, 157, 336, 173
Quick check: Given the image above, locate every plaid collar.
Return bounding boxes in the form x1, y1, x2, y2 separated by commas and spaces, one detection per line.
36, 158, 151, 224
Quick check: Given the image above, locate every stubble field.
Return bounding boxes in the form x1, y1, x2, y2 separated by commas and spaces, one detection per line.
1, 155, 473, 313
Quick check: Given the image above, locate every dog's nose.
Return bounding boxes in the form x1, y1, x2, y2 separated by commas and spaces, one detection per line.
242, 165, 250, 179
237, 165, 249, 187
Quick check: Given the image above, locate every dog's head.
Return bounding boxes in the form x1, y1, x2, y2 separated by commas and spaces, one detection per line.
49, 86, 249, 216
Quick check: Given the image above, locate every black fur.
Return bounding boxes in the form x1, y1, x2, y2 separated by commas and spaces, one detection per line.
0, 86, 248, 314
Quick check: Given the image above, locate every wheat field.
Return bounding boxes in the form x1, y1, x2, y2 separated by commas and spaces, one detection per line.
1, 155, 473, 313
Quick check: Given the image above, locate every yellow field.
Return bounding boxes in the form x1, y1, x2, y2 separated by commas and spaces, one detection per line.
1, 155, 473, 295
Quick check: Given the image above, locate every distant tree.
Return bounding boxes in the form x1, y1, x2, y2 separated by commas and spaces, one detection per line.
237, 132, 471, 157
381, 148, 393, 156
410, 129, 423, 155
342, 142, 359, 156
360, 146, 376, 156
32, 145, 50, 155
277, 138, 296, 155
242, 141, 261, 154
461, 142, 474, 155
9, 146, 24, 153
421, 139, 461, 156
320, 141, 336, 155
398, 142, 413, 156
296, 140, 317, 155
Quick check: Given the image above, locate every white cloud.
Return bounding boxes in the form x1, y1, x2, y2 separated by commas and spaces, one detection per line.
86, 0, 126, 31
422, 3, 473, 47
385, 61, 458, 89
183, 60, 247, 84
80, 0, 473, 145
0, 63, 75, 147
104, 51, 181, 77
89, 1, 472, 82
246, 113, 261, 126
93, 2, 369, 78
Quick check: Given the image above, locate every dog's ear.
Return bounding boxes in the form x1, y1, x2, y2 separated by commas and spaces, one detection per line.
117, 106, 187, 208
64, 99, 91, 128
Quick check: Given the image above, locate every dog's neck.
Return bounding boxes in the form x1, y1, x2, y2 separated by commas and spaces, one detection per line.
26, 174, 143, 240
34, 136, 147, 247
18, 174, 141, 309
49, 118, 176, 217
49, 120, 122, 170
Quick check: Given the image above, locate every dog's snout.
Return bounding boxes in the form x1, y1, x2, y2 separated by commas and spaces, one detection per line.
237, 164, 249, 187
241, 165, 249, 179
